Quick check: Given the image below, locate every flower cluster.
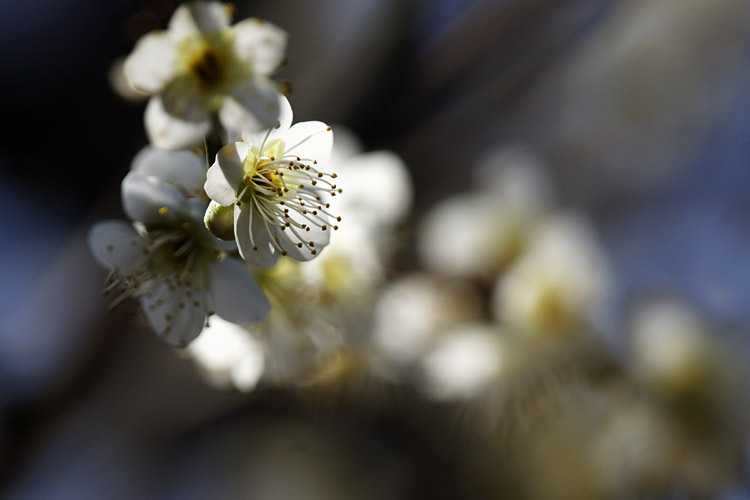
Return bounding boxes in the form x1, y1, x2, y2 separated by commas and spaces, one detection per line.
88, 5, 749, 498
89, 2, 336, 347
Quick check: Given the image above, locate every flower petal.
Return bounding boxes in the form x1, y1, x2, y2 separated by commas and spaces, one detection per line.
240, 93, 292, 147
188, 316, 265, 392
168, 1, 231, 39
337, 150, 412, 226
209, 258, 271, 325
88, 220, 144, 271
282, 121, 333, 167
275, 193, 331, 261
205, 142, 247, 206
145, 96, 210, 150
140, 278, 208, 347
232, 18, 288, 75
220, 79, 282, 134
132, 146, 207, 197
121, 171, 187, 225
161, 77, 213, 123
234, 203, 277, 266
123, 31, 176, 94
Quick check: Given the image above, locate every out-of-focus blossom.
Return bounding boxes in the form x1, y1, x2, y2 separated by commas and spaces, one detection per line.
187, 315, 265, 391
372, 275, 482, 368
298, 126, 412, 297
492, 213, 610, 340
631, 300, 731, 402
589, 300, 747, 498
226, 134, 413, 386
419, 324, 506, 401
88, 150, 270, 346
204, 96, 335, 265
418, 147, 552, 280
124, 1, 287, 149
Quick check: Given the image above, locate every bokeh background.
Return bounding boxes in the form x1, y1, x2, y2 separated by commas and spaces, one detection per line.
1, 0, 750, 498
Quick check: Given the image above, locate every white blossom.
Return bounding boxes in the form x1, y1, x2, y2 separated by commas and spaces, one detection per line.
419, 324, 506, 401
418, 147, 552, 280
187, 316, 265, 391
492, 213, 610, 339
204, 96, 336, 265
124, 1, 287, 149
88, 149, 270, 346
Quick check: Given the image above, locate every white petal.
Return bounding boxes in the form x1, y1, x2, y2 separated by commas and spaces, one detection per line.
421, 326, 503, 401
234, 203, 277, 266
161, 77, 213, 122
220, 79, 281, 133
88, 220, 145, 271
231, 18, 288, 75
337, 150, 412, 226
131, 146, 207, 197
188, 316, 265, 391
204, 142, 247, 205
145, 96, 210, 150
209, 258, 271, 325
121, 171, 187, 225
168, 2, 231, 39
282, 121, 333, 166
123, 31, 176, 94
141, 278, 208, 347
275, 193, 331, 261
240, 93, 292, 147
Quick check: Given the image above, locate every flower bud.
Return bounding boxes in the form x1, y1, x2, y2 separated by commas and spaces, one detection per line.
204, 200, 235, 241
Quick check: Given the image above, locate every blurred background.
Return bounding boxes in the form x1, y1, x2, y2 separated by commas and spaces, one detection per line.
1, 0, 750, 498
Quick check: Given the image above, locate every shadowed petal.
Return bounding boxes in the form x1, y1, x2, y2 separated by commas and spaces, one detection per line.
220, 79, 282, 134
209, 258, 271, 325
205, 142, 247, 205
122, 171, 187, 225
141, 278, 208, 347
146, 96, 210, 150
88, 221, 145, 271
132, 146, 207, 197
234, 203, 277, 266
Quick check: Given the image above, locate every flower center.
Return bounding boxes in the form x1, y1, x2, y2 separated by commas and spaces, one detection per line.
178, 31, 237, 90
236, 129, 342, 256
103, 222, 220, 313
191, 47, 224, 87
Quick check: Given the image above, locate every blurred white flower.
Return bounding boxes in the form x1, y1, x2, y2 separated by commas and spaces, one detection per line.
492, 213, 610, 339
124, 1, 287, 149
88, 151, 269, 347
298, 127, 413, 296
372, 275, 482, 367
187, 316, 265, 391
204, 96, 336, 265
629, 299, 742, 409
419, 324, 506, 401
418, 147, 552, 280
